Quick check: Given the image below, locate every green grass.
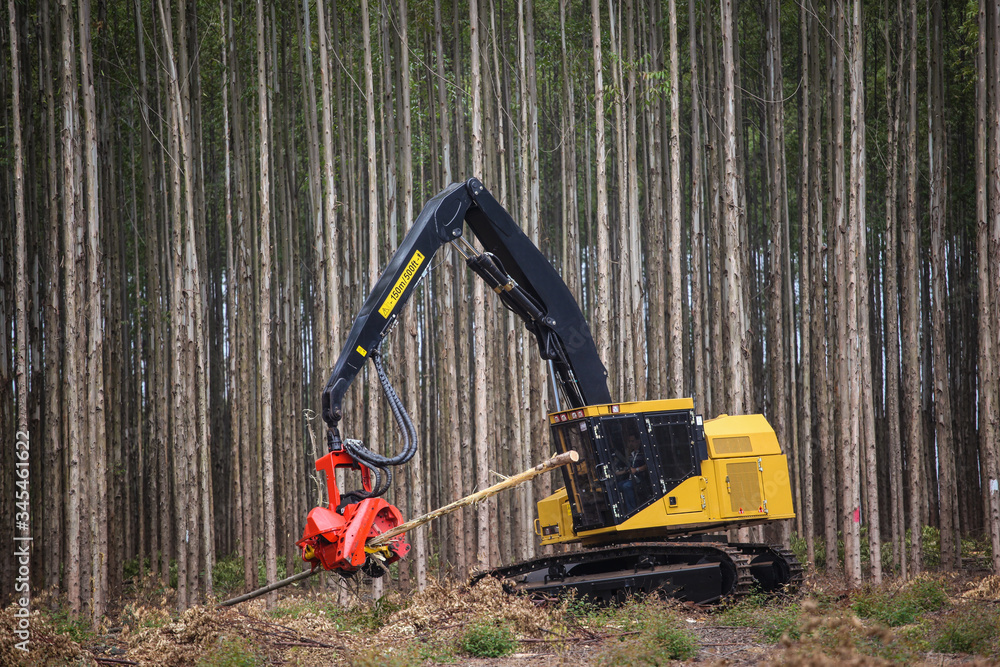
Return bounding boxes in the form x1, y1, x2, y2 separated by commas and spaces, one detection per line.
257, 555, 287, 584
560, 593, 604, 624
354, 595, 405, 631
790, 531, 809, 568
457, 620, 518, 658
123, 556, 150, 582
597, 613, 698, 665
571, 596, 700, 664
782, 602, 925, 664
345, 644, 435, 667
268, 598, 359, 630
415, 637, 457, 663
852, 576, 948, 627
852, 631, 925, 664
119, 602, 172, 631
920, 526, 942, 568
932, 604, 1000, 656
643, 615, 700, 660
196, 636, 264, 667
270, 594, 406, 632
714, 588, 801, 643
47, 607, 96, 643
895, 619, 934, 653
213, 555, 246, 597
784, 584, 1000, 663
811, 526, 945, 575
961, 535, 994, 568
562, 594, 647, 630
268, 597, 322, 620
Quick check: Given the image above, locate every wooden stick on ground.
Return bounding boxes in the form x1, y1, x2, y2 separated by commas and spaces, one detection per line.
219, 569, 318, 607
218, 449, 578, 606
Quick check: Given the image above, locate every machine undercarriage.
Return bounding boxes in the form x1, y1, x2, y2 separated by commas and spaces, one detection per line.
483, 540, 802, 605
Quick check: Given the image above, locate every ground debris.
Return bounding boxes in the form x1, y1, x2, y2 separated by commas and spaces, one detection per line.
13, 570, 1000, 665
123, 606, 225, 666
962, 575, 1000, 602
0, 607, 94, 666
380, 575, 551, 640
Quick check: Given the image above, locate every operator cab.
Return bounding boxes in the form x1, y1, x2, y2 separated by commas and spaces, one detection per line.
548, 398, 708, 532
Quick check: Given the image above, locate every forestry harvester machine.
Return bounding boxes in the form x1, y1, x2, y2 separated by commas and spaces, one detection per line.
297, 178, 801, 604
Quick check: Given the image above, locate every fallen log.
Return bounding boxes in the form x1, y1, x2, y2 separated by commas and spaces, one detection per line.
218, 449, 578, 607
218, 569, 317, 607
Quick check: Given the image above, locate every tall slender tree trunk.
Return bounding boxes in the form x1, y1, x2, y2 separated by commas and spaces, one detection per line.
625, 0, 644, 400
41, 0, 64, 593
884, 0, 906, 578
593, 0, 610, 370
60, 0, 82, 615
720, 0, 748, 414
255, 0, 278, 607
469, 0, 490, 572
689, 0, 706, 410
928, 0, 957, 569
903, 0, 923, 574
764, 0, 789, 546
225, 0, 255, 592
667, 0, 683, 397
79, 0, 108, 620
808, 1, 836, 573
560, 0, 580, 299
977, 0, 1000, 573
643, 0, 665, 400
317, 0, 340, 365
831, 0, 863, 586
434, 0, 463, 580
361, 0, 385, 597
186, 0, 213, 597
849, 0, 877, 584
993, 0, 1000, 408
160, 0, 187, 611
10, 0, 29, 572
301, 0, 325, 426
435, 0, 451, 186
610, 0, 629, 399
220, 0, 245, 587
395, 0, 427, 590
704, 5, 723, 417
797, 0, 815, 568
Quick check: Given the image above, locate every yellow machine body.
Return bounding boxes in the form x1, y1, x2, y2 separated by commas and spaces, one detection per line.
534, 399, 795, 547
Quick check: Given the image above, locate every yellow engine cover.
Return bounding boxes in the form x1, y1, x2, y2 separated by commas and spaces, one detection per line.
536, 405, 796, 546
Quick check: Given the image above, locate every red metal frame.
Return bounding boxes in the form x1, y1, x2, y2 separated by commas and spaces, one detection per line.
296, 451, 409, 573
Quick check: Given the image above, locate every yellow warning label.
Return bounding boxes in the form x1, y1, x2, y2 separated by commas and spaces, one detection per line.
356, 346, 367, 357
378, 250, 425, 318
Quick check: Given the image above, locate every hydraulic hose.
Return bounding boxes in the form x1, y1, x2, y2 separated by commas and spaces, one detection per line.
341, 338, 417, 499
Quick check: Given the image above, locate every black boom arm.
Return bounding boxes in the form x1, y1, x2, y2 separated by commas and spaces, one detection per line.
321, 178, 611, 439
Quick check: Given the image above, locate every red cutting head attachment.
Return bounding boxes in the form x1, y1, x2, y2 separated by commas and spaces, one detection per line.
297, 449, 409, 575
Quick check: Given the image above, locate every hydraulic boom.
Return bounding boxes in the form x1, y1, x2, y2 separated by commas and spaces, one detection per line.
300, 178, 611, 575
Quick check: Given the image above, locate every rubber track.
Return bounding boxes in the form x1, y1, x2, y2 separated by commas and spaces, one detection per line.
476, 541, 756, 603
770, 545, 804, 592
729, 542, 804, 594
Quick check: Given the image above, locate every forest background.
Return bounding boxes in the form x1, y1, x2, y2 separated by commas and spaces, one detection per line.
2, 0, 1000, 627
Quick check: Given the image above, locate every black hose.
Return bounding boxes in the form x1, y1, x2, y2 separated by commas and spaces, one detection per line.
341, 338, 417, 500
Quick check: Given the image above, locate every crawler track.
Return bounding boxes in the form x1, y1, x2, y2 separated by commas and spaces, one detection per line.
479, 541, 801, 605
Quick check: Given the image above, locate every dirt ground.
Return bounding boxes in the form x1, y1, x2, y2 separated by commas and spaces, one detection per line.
3, 569, 1000, 666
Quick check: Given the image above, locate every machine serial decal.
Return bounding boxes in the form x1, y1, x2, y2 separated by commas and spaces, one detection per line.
379, 250, 425, 318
